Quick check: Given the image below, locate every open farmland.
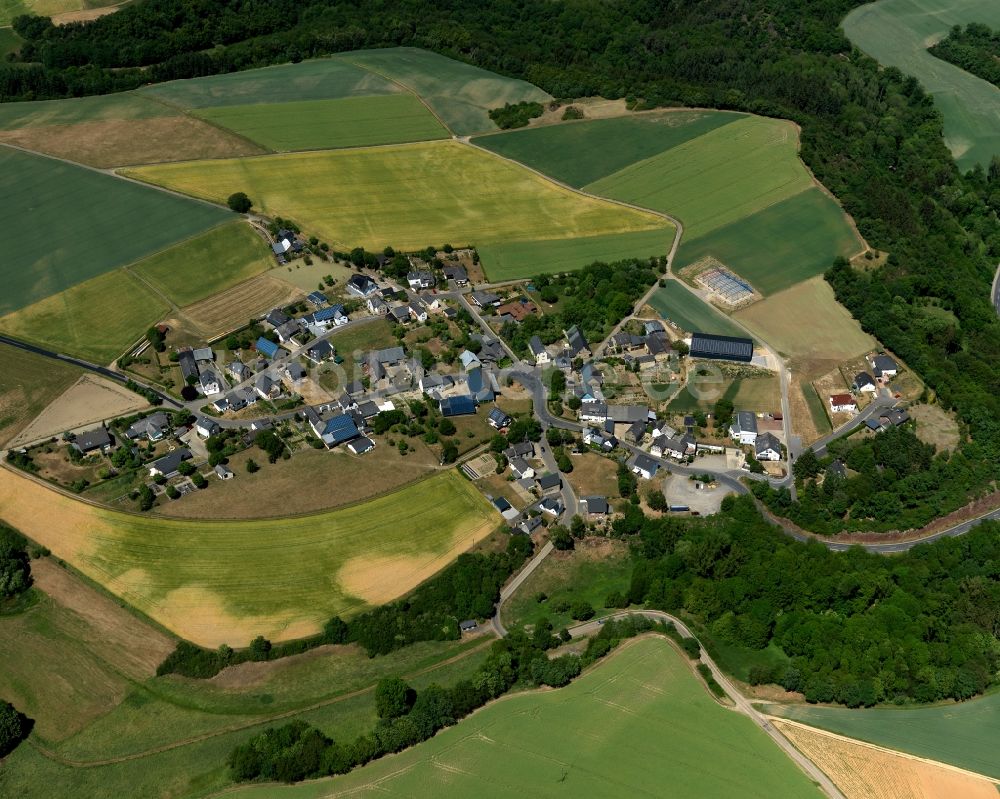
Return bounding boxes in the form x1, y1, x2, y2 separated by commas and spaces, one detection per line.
0, 343, 83, 446
773, 720, 998, 799
650, 279, 750, 338
226, 636, 823, 799
843, 0, 1000, 171
334, 47, 552, 136
0, 0, 122, 26
196, 94, 448, 151
181, 274, 302, 340
125, 141, 668, 254
734, 276, 875, 363
0, 268, 169, 363
0, 92, 264, 167
586, 115, 813, 241
131, 221, 273, 307
673, 187, 862, 296
0, 468, 498, 647
476, 110, 743, 187
477, 226, 673, 281
766, 693, 1000, 779
0, 146, 228, 316
140, 58, 402, 109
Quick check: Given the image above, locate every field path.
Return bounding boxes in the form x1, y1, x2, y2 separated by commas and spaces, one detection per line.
25, 638, 494, 769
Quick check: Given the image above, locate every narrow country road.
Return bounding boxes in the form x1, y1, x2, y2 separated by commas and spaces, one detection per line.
568, 611, 847, 799
491, 541, 554, 637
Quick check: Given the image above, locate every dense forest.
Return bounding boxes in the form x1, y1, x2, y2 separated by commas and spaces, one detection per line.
3, 0, 1000, 533
929, 23, 1000, 88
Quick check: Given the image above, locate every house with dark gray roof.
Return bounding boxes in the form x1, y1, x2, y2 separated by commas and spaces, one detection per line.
540, 496, 564, 517
503, 441, 534, 460
470, 290, 500, 307
348, 437, 375, 455
125, 412, 170, 442
264, 308, 290, 329
581, 496, 609, 516
729, 411, 758, 445
305, 340, 334, 363
536, 472, 562, 492
853, 372, 877, 393
72, 426, 113, 454
227, 361, 252, 382
608, 405, 648, 424
406, 270, 435, 290
871, 354, 898, 379
564, 325, 590, 358
488, 408, 512, 429
199, 370, 221, 396
148, 448, 192, 478
346, 273, 379, 298
177, 349, 199, 383
754, 432, 782, 461
629, 453, 659, 480
443, 265, 468, 285
440, 395, 477, 417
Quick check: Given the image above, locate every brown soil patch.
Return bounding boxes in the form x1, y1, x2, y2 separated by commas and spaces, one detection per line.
0, 116, 265, 169
787, 378, 824, 446
182, 274, 302, 340
51, 3, 125, 24
908, 404, 960, 453
206, 643, 361, 690
31, 557, 174, 677
774, 720, 998, 799
9, 374, 149, 447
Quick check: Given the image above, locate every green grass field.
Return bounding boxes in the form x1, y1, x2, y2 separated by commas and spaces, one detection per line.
668, 377, 780, 414
0, 268, 170, 363
0, 343, 83, 446
587, 115, 814, 241
126, 141, 666, 254
765, 693, 1000, 778
0, 468, 498, 647
0, 26, 23, 57
139, 58, 402, 109
843, 0, 1000, 171
0, 0, 121, 26
0, 146, 228, 315
130, 221, 273, 307
674, 187, 861, 296
227, 636, 823, 799
334, 47, 552, 136
475, 111, 743, 187
196, 94, 448, 151
649, 280, 749, 338
0, 92, 168, 131
478, 226, 673, 280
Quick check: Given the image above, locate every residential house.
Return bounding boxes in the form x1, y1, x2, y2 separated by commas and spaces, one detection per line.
72, 426, 113, 454
540, 496, 564, 517
829, 393, 857, 414
193, 347, 214, 363
853, 372, 877, 393
459, 619, 478, 632
125, 412, 170, 442
629, 453, 659, 480
871, 354, 898, 380
406, 270, 435, 290
305, 340, 335, 364
503, 441, 535, 460
496, 298, 537, 323
581, 496, 609, 516
214, 464, 234, 480
626, 419, 647, 445
520, 516, 543, 535
654, 433, 695, 461
564, 325, 590, 359
529, 336, 550, 365
509, 458, 535, 480
255, 337, 280, 360
264, 308, 290, 329
387, 304, 412, 324
579, 400, 608, 424
492, 496, 521, 521
357, 400, 381, 420
348, 437, 375, 455
443, 307, 458, 320
443, 265, 468, 285
880, 409, 910, 427
255, 374, 280, 400
729, 411, 758, 445
487, 408, 512, 429
645, 332, 671, 360
408, 303, 428, 323
227, 361, 252, 383
459, 350, 482, 370
420, 373, 454, 397
470, 290, 501, 308
583, 427, 616, 451
199, 370, 222, 396
148, 448, 191, 478
367, 296, 389, 315
754, 432, 782, 461
465, 367, 496, 404
346, 273, 379, 298
274, 320, 301, 344
475, 336, 506, 363
317, 414, 360, 448
536, 473, 562, 493
285, 362, 307, 385
439, 395, 477, 417
195, 417, 220, 438
306, 291, 328, 307
310, 305, 348, 329
178, 349, 199, 383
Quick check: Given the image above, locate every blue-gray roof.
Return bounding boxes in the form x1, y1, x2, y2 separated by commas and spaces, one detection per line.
313, 305, 345, 322
440, 395, 477, 416
256, 337, 280, 359
321, 414, 360, 444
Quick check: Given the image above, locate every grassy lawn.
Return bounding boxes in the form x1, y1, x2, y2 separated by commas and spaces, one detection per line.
765, 692, 1000, 779
334, 47, 552, 136
227, 637, 823, 799
587, 115, 813, 241
131, 221, 273, 307
126, 141, 664, 254
800, 379, 833, 436
674, 188, 862, 296
197, 94, 448, 151
139, 57, 401, 109
649, 279, 749, 338
0, 146, 228, 316
475, 110, 742, 187
734, 275, 875, 362
0, 267, 170, 363
501, 542, 634, 631
322, 319, 399, 363
478, 225, 673, 281
0, 343, 83, 446
0, 468, 498, 647
844, 0, 1000, 171
567, 452, 619, 498
0, 26, 22, 58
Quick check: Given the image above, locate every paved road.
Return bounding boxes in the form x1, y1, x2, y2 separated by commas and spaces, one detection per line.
568, 610, 847, 799
809, 391, 897, 457
490, 540, 555, 637
992, 262, 1000, 316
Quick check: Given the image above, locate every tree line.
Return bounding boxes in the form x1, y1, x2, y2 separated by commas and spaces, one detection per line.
929, 24, 1000, 88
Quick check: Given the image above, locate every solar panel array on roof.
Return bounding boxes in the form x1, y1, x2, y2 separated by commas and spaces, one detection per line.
321, 414, 360, 444
689, 332, 753, 362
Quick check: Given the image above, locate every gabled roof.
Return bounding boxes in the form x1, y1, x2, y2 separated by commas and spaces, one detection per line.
755, 432, 781, 455
630, 453, 659, 475
255, 337, 280, 359
564, 325, 589, 356
264, 308, 290, 327
320, 414, 360, 445
150, 448, 191, 475
582, 496, 609, 514
440, 395, 477, 416
443, 265, 468, 281
307, 291, 328, 306
536, 472, 561, 490
74, 426, 112, 451
488, 408, 511, 427
286, 362, 306, 380
830, 393, 855, 407
607, 404, 648, 423
504, 441, 534, 459
690, 332, 753, 362
347, 273, 378, 293
872, 354, 898, 373
348, 437, 375, 454
306, 340, 334, 360
853, 372, 876, 388
192, 347, 214, 362
580, 400, 608, 418
373, 346, 405, 364
471, 290, 500, 306
313, 305, 345, 322
732, 410, 757, 434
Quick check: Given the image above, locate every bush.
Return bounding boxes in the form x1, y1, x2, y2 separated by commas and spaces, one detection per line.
570, 601, 595, 621
0, 702, 28, 757
375, 677, 414, 719
604, 590, 628, 609
488, 100, 544, 129
0, 525, 32, 599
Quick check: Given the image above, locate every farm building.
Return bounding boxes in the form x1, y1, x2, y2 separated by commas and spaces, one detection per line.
255, 337, 280, 359
536, 473, 562, 493
440, 395, 477, 417
317, 414, 360, 448
689, 332, 753, 362
348, 437, 375, 455
214, 464, 234, 480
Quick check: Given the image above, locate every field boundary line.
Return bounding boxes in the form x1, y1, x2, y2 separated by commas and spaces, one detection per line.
769, 717, 1000, 785
27, 638, 495, 769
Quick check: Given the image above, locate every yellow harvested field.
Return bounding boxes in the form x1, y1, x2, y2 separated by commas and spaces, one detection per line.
124, 140, 668, 252
735, 275, 875, 363
181, 274, 302, 339
0, 467, 498, 646
774, 720, 998, 799
9, 375, 149, 447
